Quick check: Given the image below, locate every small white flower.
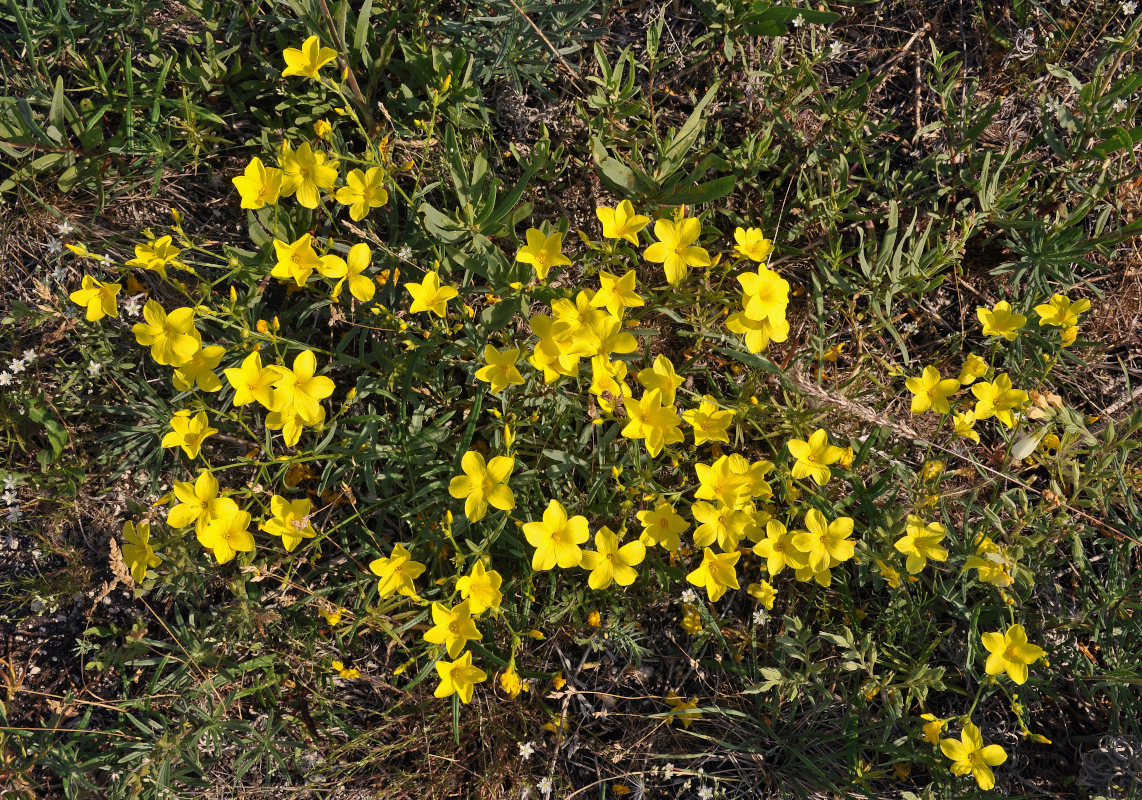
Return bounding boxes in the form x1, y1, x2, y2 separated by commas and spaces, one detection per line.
51, 265, 67, 283
3, 477, 15, 491
9, 359, 25, 374
87, 361, 103, 377
1060, 0, 1071, 6
663, 763, 676, 779
519, 741, 535, 760
1124, 1, 1137, 14
122, 295, 144, 317
830, 40, 843, 56
56, 220, 74, 236
97, 254, 113, 265
1113, 98, 1128, 113
752, 609, 768, 625
791, 13, 805, 28
397, 245, 413, 261
1, 491, 15, 505
21, 349, 35, 363
681, 589, 698, 605
537, 777, 553, 797
6, 505, 22, 522
0, 371, 12, 386
46, 237, 63, 254
1045, 97, 1062, 114
698, 787, 715, 800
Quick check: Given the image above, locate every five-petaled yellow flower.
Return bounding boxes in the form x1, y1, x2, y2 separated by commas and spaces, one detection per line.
982, 624, 1045, 685
133, 300, 200, 366
232, 157, 283, 209
448, 451, 515, 521
279, 141, 339, 209
971, 373, 1027, 429
455, 561, 503, 614
596, 199, 650, 245
665, 691, 703, 729
682, 396, 735, 446
121, 520, 161, 584
434, 650, 487, 703
976, 301, 1026, 341
335, 167, 388, 221
523, 499, 589, 571
331, 243, 376, 303
224, 351, 280, 408
423, 599, 482, 658
168, 471, 229, 535
172, 344, 226, 393
516, 228, 572, 280
787, 429, 845, 486
580, 526, 645, 589
406, 272, 459, 317
905, 366, 960, 414
1035, 293, 1090, 328
644, 216, 711, 285
590, 270, 644, 318
260, 496, 318, 552
161, 409, 217, 459
282, 35, 338, 79
126, 236, 181, 276
369, 543, 425, 598
271, 349, 336, 425
791, 509, 856, 572
475, 345, 525, 395
940, 722, 1007, 791
199, 505, 255, 564
622, 388, 684, 457
686, 547, 741, 602
737, 267, 789, 324
637, 503, 689, 552
753, 519, 807, 576
69, 275, 121, 321
271, 234, 325, 286
894, 514, 949, 574
733, 227, 774, 262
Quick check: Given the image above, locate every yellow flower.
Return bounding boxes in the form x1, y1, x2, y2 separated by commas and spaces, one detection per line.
271, 234, 324, 286
1060, 325, 1079, 347
125, 235, 181, 276
523, 499, 589, 570
455, 561, 503, 614
579, 526, 645, 589
976, 301, 1026, 341
636, 355, 684, 406
281, 35, 338, 79
733, 226, 774, 262
982, 624, 1045, 685
69, 275, 121, 321
224, 351, 280, 408
940, 723, 1007, 791
787, 428, 844, 486
958, 354, 988, 385
920, 713, 945, 744
331, 242, 376, 303
893, 515, 949, 574
279, 141, 339, 209
331, 660, 360, 679
694, 456, 749, 509
516, 228, 571, 280
369, 543, 425, 598
964, 537, 1014, 588
791, 509, 856, 572
753, 519, 807, 576
971, 373, 1028, 429
172, 344, 226, 393
686, 547, 741, 602
682, 396, 735, 446
270, 350, 336, 425
448, 451, 515, 521
596, 199, 650, 245
313, 119, 333, 140
621, 388, 684, 457
747, 579, 776, 609
423, 599, 482, 658
265, 403, 314, 447
121, 521, 161, 584
231, 157, 283, 209
874, 558, 903, 589
199, 505, 255, 564
475, 345, 525, 395
636, 503, 689, 551
405, 271, 458, 317
499, 663, 529, 699
680, 606, 703, 634
905, 366, 960, 414
643, 216, 711, 285
952, 411, 981, 443
665, 691, 703, 728
725, 310, 789, 354
691, 502, 749, 551
590, 269, 644, 318
737, 267, 790, 323
132, 300, 200, 366
434, 650, 487, 704
334, 167, 388, 221
1034, 293, 1090, 328
260, 496, 317, 552
168, 470, 228, 535
321, 606, 345, 626
161, 410, 217, 460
